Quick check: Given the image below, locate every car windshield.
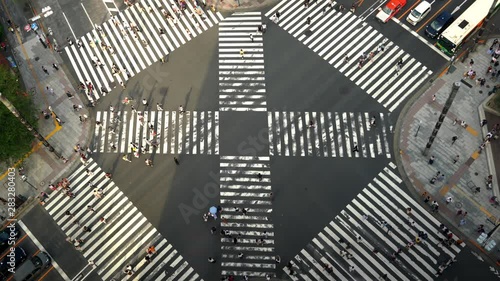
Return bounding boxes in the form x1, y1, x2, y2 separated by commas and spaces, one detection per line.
31, 256, 42, 267
430, 20, 443, 30
382, 6, 393, 14
411, 9, 421, 17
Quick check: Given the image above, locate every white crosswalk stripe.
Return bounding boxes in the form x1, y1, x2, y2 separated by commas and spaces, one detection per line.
283, 162, 465, 281
93, 110, 219, 154
267, 111, 392, 158
219, 12, 267, 111
265, 1, 433, 112
219, 156, 276, 278
43, 158, 203, 281
66, 1, 224, 104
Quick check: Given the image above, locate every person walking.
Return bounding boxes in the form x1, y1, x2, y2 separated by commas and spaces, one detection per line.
142, 98, 148, 107
174, 157, 180, 165
352, 142, 359, 153
178, 105, 185, 113
52, 63, 59, 71
428, 155, 435, 165
446, 197, 453, 204
453, 155, 459, 164
42, 66, 49, 75
451, 136, 458, 145
210, 226, 216, 234
208, 257, 216, 263
157, 103, 163, 111
249, 33, 253, 42
481, 119, 488, 127
257, 173, 263, 181
459, 218, 466, 226
240, 49, 244, 59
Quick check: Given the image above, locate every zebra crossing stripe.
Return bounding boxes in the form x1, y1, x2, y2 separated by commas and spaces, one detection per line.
266, 0, 433, 112
43, 159, 203, 281
93, 110, 219, 155
65, 2, 223, 101
284, 163, 464, 281
218, 12, 267, 112
267, 112, 391, 158
219, 156, 275, 277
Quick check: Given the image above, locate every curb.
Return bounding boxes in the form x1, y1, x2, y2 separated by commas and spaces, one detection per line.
394, 54, 500, 267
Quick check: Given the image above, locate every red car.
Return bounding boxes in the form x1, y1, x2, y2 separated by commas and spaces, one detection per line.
376, 0, 407, 23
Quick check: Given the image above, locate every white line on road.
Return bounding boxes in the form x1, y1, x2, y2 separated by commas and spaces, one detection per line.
62, 12, 76, 40
80, 3, 95, 29
359, 0, 386, 21
392, 17, 449, 60
18, 220, 72, 281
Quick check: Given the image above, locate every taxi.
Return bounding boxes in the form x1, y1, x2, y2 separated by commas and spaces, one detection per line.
376, 0, 407, 23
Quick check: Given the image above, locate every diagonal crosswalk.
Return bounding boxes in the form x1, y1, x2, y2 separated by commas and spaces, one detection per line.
219, 156, 276, 278
265, 0, 433, 112
218, 12, 267, 111
93, 110, 219, 155
43, 159, 203, 281
284, 162, 465, 281
66, 0, 224, 104
268, 111, 392, 158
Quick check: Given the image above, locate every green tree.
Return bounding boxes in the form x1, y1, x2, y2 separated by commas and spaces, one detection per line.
0, 65, 37, 164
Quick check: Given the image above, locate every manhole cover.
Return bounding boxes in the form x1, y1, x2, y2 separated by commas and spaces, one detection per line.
34, 57, 39, 61
39, 181, 45, 186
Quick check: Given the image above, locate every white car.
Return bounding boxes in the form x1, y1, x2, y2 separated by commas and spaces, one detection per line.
406, 1, 431, 26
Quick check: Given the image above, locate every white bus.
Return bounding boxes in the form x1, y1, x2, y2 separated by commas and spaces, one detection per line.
437, 0, 500, 56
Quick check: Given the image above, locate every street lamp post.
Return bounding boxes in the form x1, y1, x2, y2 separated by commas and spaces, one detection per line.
414, 120, 422, 138
0, 92, 62, 159
423, 82, 461, 156
21, 175, 38, 190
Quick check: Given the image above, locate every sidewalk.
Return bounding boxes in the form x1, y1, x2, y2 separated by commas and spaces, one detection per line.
397, 38, 500, 266
0, 0, 91, 221
208, 0, 281, 11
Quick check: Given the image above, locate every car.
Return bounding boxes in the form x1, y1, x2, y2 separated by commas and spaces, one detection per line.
406, 1, 432, 26
0, 226, 19, 255
0, 247, 27, 276
376, 0, 407, 23
425, 11, 454, 38
13, 252, 51, 281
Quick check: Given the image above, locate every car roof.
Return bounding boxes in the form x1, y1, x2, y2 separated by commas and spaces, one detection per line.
387, 0, 406, 9
435, 11, 452, 21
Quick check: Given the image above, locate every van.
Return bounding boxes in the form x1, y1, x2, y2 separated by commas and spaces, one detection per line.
13, 252, 51, 281
406, 1, 432, 26
425, 11, 454, 38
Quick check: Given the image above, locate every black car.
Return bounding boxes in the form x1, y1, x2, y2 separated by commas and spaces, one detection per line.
0, 247, 27, 276
0, 226, 20, 255
425, 11, 454, 39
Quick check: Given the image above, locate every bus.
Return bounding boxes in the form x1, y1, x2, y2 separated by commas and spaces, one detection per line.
436, 0, 500, 56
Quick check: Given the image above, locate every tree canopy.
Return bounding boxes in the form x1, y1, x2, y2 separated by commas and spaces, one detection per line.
0, 65, 37, 164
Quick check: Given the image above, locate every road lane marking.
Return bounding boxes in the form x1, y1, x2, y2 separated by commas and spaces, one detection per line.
18, 221, 71, 281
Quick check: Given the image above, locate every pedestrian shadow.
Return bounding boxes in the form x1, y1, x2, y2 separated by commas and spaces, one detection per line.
183, 86, 192, 109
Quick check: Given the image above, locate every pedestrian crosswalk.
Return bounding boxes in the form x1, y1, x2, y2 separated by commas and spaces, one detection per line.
265, 0, 433, 112
43, 159, 203, 281
268, 111, 392, 158
65, 0, 223, 104
219, 156, 276, 278
93, 110, 219, 155
219, 12, 267, 111
283, 162, 465, 281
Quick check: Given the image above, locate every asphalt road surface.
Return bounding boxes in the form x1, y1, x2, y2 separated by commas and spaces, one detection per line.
22, 0, 500, 280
